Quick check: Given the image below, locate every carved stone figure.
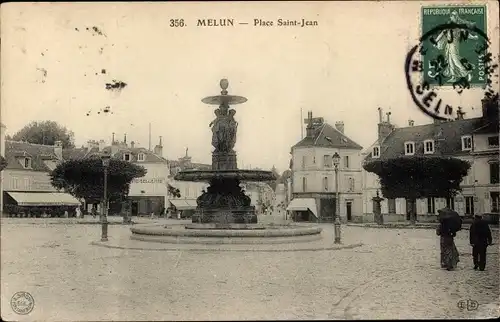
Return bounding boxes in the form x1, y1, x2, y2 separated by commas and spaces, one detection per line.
209, 103, 238, 152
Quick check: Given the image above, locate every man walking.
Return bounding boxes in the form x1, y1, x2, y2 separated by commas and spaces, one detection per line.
469, 215, 493, 271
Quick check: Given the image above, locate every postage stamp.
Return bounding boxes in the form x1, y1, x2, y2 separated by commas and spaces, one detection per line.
421, 5, 487, 88
405, 5, 498, 121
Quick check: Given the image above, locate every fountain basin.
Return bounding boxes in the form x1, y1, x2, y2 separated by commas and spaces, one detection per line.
174, 169, 276, 182
130, 224, 323, 245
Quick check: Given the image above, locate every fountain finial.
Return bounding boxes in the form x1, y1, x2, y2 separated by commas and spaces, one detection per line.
220, 79, 229, 95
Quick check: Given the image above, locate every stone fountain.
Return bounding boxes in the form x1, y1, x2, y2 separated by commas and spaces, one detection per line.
129, 79, 323, 244
174, 79, 276, 226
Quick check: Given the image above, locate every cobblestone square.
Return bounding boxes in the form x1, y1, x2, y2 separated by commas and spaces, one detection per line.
1, 219, 498, 320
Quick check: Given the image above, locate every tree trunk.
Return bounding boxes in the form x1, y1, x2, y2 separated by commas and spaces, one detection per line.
122, 200, 132, 224
408, 198, 416, 225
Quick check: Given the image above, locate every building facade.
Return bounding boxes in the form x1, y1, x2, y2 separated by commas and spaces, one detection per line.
64, 135, 170, 216
362, 102, 499, 223
288, 112, 364, 222
0, 123, 6, 213
167, 150, 211, 215
2, 139, 81, 216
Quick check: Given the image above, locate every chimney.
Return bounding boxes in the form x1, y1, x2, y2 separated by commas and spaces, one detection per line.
408, 119, 415, 126
386, 112, 392, 123
123, 133, 127, 146
153, 136, 163, 157
481, 95, 499, 122
130, 141, 135, 148
335, 121, 345, 133
456, 107, 465, 120
112, 132, 115, 145
98, 139, 105, 151
305, 111, 314, 137
54, 140, 63, 160
377, 109, 395, 144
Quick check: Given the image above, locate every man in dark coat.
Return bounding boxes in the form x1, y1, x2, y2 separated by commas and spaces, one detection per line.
469, 215, 493, 271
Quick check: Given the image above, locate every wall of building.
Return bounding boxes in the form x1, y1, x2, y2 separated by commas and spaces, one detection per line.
0, 123, 5, 212
129, 163, 169, 198
291, 146, 363, 221
3, 169, 57, 192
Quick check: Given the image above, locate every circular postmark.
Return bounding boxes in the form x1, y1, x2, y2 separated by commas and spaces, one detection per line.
10, 291, 35, 315
405, 18, 499, 121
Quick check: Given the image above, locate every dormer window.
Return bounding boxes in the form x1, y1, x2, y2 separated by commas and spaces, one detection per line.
372, 146, 380, 158
461, 135, 472, 151
137, 153, 145, 162
123, 153, 131, 161
23, 157, 32, 169
488, 136, 499, 147
404, 141, 415, 155
424, 140, 435, 154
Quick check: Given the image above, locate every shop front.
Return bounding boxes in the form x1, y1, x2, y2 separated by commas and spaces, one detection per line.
3, 191, 82, 217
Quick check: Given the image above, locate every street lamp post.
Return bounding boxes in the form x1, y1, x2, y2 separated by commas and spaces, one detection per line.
101, 152, 111, 242
332, 152, 341, 244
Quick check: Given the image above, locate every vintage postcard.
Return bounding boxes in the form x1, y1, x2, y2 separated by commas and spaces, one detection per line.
0, 1, 499, 321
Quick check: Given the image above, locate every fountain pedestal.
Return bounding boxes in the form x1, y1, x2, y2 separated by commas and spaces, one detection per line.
174, 79, 276, 225
212, 151, 237, 171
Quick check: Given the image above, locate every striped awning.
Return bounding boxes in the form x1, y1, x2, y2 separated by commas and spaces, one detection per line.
286, 198, 318, 218
7, 192, 82, 206
170, 199, 197, 210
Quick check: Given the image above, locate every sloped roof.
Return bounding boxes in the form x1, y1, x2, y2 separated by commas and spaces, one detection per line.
4, 140, 59, 172
364, 117, 489, 162
292, 123, 363, 150
63, 145, 167, 163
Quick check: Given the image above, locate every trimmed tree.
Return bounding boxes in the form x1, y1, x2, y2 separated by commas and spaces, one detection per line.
363, 156, 471, 224
0, 155, 7, 172
50, 156, 147, 220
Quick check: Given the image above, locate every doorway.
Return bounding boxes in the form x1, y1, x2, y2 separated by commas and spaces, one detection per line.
131, 202, 139, 216
406, 199, 417, 221
320, 198, 335, 222
346, 201, 352, 221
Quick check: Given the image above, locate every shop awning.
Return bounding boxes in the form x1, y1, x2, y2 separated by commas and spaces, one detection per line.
7, 192, 82, 206
170, 199, 197, 210
286, 198, 318, 217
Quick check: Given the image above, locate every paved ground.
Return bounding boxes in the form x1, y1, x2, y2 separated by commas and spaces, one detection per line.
1, 218, 499, 320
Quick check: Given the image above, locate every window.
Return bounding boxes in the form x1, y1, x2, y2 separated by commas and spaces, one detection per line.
424, 140, 435, 154
302, 177, 307, 192
12, 177, 19, 190
490, 162, 499, 184
301, 155, 306, 169
137, 153, 145, 162
23, 157, 32, 169
323, 176, 329, 191
404, 142, 415, 155
372, 146, 380, 158
488, 136, 499, 147
123, 153, 131, 161
465, 196, 475, 215
491, 192, 499, 213
446, 197, 455, 210
427, 197, 435, 214
461, 136, 472, 151
388, 198, 396, 214
323, 155, 331, 168
24, 178, 31, 190
313, 156, 316, 164
344, 156, 350, 168
347, 177, 355, 192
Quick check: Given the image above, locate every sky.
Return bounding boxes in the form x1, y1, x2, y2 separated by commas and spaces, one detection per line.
1, 1, 498, 173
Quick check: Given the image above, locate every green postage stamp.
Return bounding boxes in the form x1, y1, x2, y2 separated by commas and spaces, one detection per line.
421, 5, 487, 87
